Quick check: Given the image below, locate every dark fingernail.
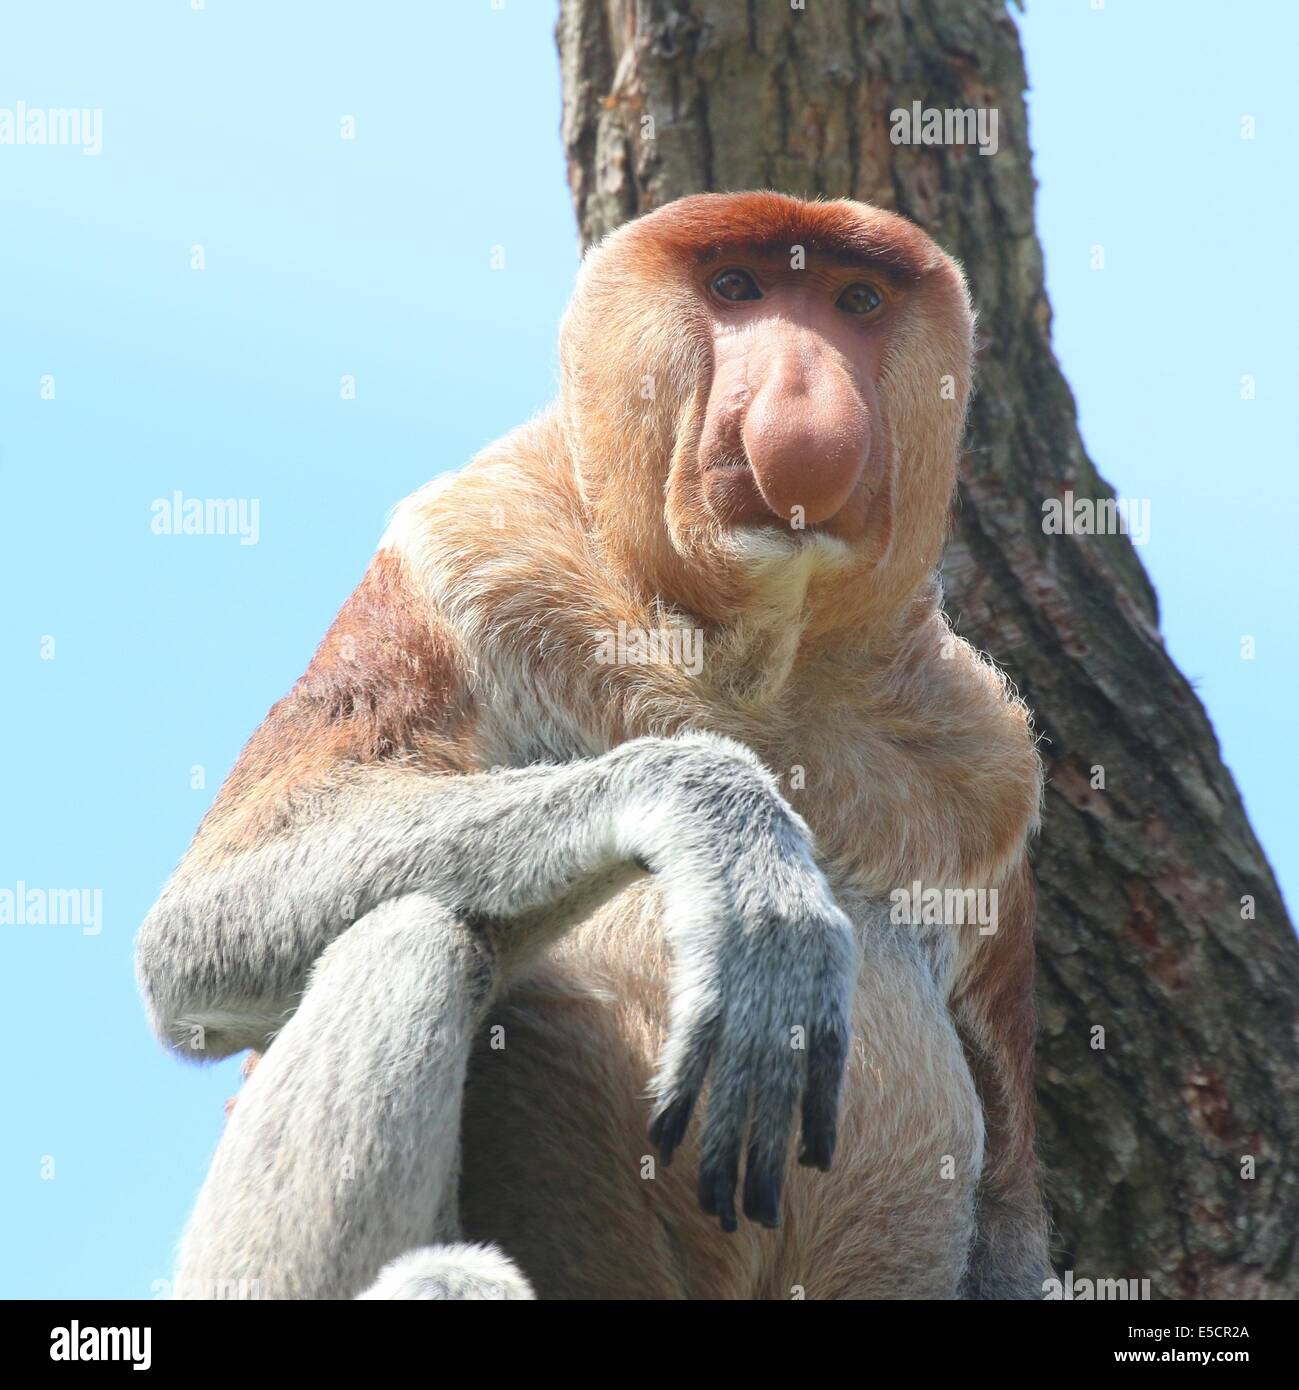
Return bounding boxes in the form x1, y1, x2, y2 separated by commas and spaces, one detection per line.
649, 1095, 694, 1166
700, 1160, 739, 1231
798, 1128, 835, 1172
742, 1167, 782, 1228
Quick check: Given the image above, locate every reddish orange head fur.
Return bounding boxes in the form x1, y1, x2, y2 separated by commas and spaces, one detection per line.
559, 192, 975, 638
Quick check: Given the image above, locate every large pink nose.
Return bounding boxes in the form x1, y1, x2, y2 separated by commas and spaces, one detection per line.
740, 348, 870, 525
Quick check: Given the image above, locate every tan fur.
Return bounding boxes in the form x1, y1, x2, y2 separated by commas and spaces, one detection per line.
212, 193, 1044, 1297
461, 881, 987, 1298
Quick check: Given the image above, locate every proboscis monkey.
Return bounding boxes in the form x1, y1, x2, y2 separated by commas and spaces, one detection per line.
137, 192, 1048, 1301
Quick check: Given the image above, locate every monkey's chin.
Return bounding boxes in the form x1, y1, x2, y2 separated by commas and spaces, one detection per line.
716, 524, 854, 571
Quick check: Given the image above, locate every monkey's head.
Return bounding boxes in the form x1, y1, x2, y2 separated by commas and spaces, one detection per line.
559, 192, 974, 632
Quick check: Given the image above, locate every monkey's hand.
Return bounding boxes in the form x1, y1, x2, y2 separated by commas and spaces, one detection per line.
141, 727, 855, 1236
635, 734, 857, 1233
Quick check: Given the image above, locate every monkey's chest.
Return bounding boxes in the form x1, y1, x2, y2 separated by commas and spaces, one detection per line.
458, 884, 981, 1299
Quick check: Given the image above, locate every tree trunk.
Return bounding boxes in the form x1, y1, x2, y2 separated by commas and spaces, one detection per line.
557, 0, 1298, 1298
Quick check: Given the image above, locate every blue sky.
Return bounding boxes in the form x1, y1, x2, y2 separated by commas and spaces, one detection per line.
1, 2, 1293, 1298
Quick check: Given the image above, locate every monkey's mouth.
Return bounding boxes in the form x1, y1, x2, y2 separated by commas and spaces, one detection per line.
701, 451, 870, 542
702, 452, 782, 527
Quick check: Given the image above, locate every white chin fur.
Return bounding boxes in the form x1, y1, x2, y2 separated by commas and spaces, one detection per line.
716, 524, 854, 571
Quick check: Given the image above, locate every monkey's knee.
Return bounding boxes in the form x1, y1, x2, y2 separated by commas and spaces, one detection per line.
357, 1244, 534, 1301
308, 893, 497, 1013
176, 895, 499, 1300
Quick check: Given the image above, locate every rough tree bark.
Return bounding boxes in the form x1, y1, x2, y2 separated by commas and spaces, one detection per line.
557, 0, 1297, 1298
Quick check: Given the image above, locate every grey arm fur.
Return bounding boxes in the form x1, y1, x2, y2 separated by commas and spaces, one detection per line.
138, 731, 857, 1297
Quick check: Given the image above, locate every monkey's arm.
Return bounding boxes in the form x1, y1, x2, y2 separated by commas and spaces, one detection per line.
137, 731, 856, 1232
952, 857, 1052, 1298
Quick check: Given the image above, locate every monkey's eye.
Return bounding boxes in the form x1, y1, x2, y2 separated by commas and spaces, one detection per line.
836, 283, 882, 316
710, 268, 763, 303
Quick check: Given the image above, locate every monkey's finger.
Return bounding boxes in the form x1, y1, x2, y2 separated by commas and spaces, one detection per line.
648, 1005, 721, 1166
742, 1145, 783, 1229
699, 1147, 741, 1234
696, 1024, 755, 1233
741, 1029, 801, 1227
648, 1094, 696, 1167
798, 1014, 849, 1171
